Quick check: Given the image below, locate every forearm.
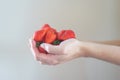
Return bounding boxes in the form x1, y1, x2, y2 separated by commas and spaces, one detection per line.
82, 41, 120, 65
95, 40, 120, 46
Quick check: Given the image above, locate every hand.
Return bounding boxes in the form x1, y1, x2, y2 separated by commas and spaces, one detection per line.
29, 38, 86, 65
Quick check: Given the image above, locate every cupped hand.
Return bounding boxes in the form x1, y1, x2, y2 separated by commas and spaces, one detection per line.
29, 38, 86, 65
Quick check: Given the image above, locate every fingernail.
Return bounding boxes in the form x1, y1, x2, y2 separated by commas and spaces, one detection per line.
40, 43, 45, 48
41, 43, 49, 52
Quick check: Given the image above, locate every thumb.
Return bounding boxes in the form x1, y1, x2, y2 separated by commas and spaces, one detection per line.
40, 43, 61, 54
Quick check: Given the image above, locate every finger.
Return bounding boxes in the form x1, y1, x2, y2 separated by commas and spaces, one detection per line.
37, 53, 61, 65
60, 38, 76, 46
29, 39, 41, 57
41, 43, 62, 55
41, 62, 48, 65
38, 61, 49, 65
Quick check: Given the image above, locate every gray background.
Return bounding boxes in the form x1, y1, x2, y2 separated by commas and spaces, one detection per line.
0, 0, 120, 80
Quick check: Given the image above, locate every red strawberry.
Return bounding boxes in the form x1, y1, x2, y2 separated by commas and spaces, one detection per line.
38, 46, 47, 54
44, 28, 57, 43
33, 30, 46, 42
58, 30, 75, 40
33, 24, 76, 54
41, 24, 51, 32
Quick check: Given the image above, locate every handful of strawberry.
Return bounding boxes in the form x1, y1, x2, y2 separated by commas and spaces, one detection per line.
33, 24, 76, 53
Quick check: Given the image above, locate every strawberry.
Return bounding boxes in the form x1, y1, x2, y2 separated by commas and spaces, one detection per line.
41, 24, 51, 33
58, 30, 75, 40
32, 24, 76, 54
38, 46, 47, 54
44, 28, 57, 43
33, 30, 46, 42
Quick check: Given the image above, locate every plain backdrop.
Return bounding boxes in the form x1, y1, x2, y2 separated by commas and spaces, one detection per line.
0, 0, 120, 80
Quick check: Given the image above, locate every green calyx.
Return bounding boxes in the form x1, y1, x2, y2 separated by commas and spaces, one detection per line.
52, 40, 62, 45
36, 40, 62, 47
36, 41, 43, 48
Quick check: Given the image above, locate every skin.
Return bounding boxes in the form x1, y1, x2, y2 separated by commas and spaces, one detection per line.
29, 39, 120, 65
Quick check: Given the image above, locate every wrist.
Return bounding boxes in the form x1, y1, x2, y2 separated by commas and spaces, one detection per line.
75, 41, 89, 57
79, 41, 95, 57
